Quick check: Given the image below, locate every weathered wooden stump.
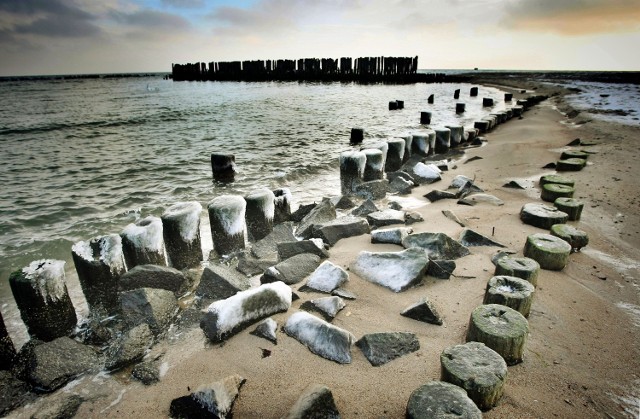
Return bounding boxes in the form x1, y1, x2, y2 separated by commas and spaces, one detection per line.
474, 120, 490, 133
428, 94, 434, 104
504, 93, 513, 101
362, 149, 385, 181
550, 224, 589, 251
72, 234, 127, 316
523, 233, 572, 270
454, 89, 460, 99
406, 381, 482, 419
434, 127, 451, 154
560, 150, 589, 160
539, 174, 574, 187
210, 153, 236, 181
245, 188, 275, 242
541, 183, 575, 202
411, 133, 430, 156
455, 103, 465, 114
446, 125, 464, 147
121, 216, 167, 268
389, 100, 399, 110
466, 304, 529, 365
554, 197, 584, 221
470, 86, 479, 96
402, 135, 413, 162
494, 256, 540, 287
9, 260, 78, 341
396, 100, 404, 109
556, 158, 586, 171
440, 341, 507, 411
208, 195, 246, 256
386, 138, 405, 172
420, 111, 431, 125
161, 201, 203, 270
484, 275, 535, 317
483, 97, 494, 107
340, 150, 366, 194
273, 188, 292, 224
350, 127, 364, 144
520, 203, 569, 229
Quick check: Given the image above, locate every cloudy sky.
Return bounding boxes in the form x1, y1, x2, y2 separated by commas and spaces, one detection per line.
0, 0, 638, 76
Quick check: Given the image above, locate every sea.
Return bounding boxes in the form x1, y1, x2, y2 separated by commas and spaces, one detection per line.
0, 72, 637, 347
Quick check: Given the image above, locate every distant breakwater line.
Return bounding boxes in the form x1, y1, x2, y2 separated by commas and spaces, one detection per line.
171, 56, 469, 83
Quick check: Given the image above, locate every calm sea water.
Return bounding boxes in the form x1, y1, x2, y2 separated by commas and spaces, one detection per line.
0, 76, 509, 343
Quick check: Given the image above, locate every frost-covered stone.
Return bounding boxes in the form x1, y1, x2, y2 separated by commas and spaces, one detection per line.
296, 198, 336, 239
366, 209, 406, 228
120, 288, 178, 336
105, 323, 154, 371
332, 288, 357, 300
169, 374, 245, 419
401, 297, 443, 325
250, 318, 278, 344
354, 179, 389, 200
459, 229, 506, 248
352, 248, 429, 292
389, 176, 414, 194
520, 203, 569, 229
273, 188, 293, 224
284, 311, 355, 364
306, 261, 349, 293
284, 384, 341, 419
458, 193, 504, 206
302, 296, 346, 320
387, 170, 416, 184
251, 222, 297, 260
312, 216, 371, 246
161, 201, 203, 270
411, 163, 441, 184
340, 150, 366, 194
121, 216, 167, 268
277, 239, 329, 260
406, 381, 482, 419
371, 227, 413, 245
196, 264, 253, 301
119, 264, 188, 296
208, 195, 246, 257
245, 188, 276, 242
261, 254, 322, 285
200, 282, 292, 343
356, 332, 420, 366
9, 260, 77, 342
402, 232, 470, 260
351, 199, 379, 217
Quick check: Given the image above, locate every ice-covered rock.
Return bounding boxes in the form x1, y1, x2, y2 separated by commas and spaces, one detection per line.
311, 216, 370, 246
284, 311, 355, 364
371, 227, 413, 245
302, 296, 346, 320
200, 282, 292, 343
296, 198, 336, 239
169, 374, 245, 419
121, 216, 167, 268
356, 332, 420, 366
250, 318, 278, 344
411, 163, 441, 184
402, 232, 470, 260
352, 248, 429, 292
261, 253, 321, 285
459, 193, 504, 207
284, 383, 341, 419
366, 209, 406, 228
305, 261, 349, 293
389, 176, 414, 195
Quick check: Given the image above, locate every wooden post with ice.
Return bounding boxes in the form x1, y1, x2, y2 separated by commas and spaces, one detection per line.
208, 195, 246, 256
386, 138, 405, 172
161, 201, 203, 270
72, 234, 126, 316
434, 127, 451, 154
245, 188, 275, 241
340, 150, 366, 195
121, 216, 167, 269
446, 125, 464, 147
273, 188, 292, 224
362, 149, 385, 181
483, 98, 494, 107
505, 93, 513, 101
403, 135, 413, 163
211, 153, 236, 181
9, 260, 77, 341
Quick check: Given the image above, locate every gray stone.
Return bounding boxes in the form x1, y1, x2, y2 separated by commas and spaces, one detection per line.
424, 190, 457, 202
503, 180, 526, 189
250, 222, 297, 260
296, 198, 336, 239
0, 371, 31, 416
459, 229, 506, 248
250, 318, 278, 344
105, 323, 154, 371
356, 332, 420, 366
388, 201, 403, 210
200, 282, 292, 343
306, 261, 349, 293
312, 216, 371, 246
354, 179, 389, 200
290, 202, 316, 223
302, 296, 346, 321
387, 171, 416, 184
449, 175, 481, 191
31, 393, 83, 419
284, 311, 355, 364
520, 203, 569, 229
169, 374, 245, 419
371, 227, 413, 245
389, 176, 414, 194
427, 260, 456, 279
196, 264, 253, 301
406, 381, 482, 419
236, 252, 278, 277
458, 193, 504, 206
332, 288, 357, 300
351, 199, 379, 217
401, 297, 443, 325
278, 240, 329, 260
120, 288, 178, 336
402, 232, 471, 260
442, 210, 466, 227
284, 384, 341, 419
352, 248, 429, 292
329, 195, 356, 210
366, 209, 406, 228
0, 312, 15, 371
410, 163, 442, 184
119, 265, 188, 296
261, 254, 322, 285
131, 359, 161, 385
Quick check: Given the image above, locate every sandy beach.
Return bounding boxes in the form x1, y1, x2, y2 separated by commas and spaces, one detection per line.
6, 79, 640, 419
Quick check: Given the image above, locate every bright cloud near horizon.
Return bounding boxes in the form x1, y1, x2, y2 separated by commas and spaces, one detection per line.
0, 0, 638, 76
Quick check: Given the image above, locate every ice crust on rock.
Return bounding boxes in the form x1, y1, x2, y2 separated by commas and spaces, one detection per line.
23, 259, 68, 303
352, 248, 429, 292
122, 216, 165, 252
284, 311, 355, 364
371, 227, 413, 245
208, 195, 247, 236
162, 201, 203, 242
309, 296, 346, 319
306, 261, 349, 293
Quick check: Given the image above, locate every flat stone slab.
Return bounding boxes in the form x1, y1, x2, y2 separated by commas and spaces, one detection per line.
366, 209, 406, 228
284, 384, 341, 419
120, 287, 178, 336
169, 374, 245, 419
296, 198, 336, 239
284, 311, 355, 364
523, 233, 572, 271
105, 323, 154, 371
196, 264, 253, 301
401, 297, 443, 325
406, 381, 482, 419
459, 229, 505, 248
354, 179, 389, 200
520, 203, 569, 229
351, 248, 429, 292
402, 232, 470, 260
305, 261, 349, 293
458, 193, 504, 206
356, 332, 420, 366
261, 253, 322, 285
302, 296, 346, 320
371, 227, 413, 245
312, 216, 371, 246
277, 240, 329, 260
251, 222, 297, 259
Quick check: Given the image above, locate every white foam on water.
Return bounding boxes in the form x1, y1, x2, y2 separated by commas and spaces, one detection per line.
122, 216, 164, 252
163, 201, 203, 243
23, 259, 67, 303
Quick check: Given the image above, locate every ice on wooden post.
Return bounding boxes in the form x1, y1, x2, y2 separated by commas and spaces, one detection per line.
72, 234, 126, 316
446, 125, 464, 147
9, 260, 77, 341
411, 130, 434, 157
273, 188, 292, 224
245, 188, 276, 242
210, 153, 236, 182
402, 135, 413, 162
161, 201, 203, 270
420, 111, 431, 125
386, 138, 405, 172
340, 150, 366, 195
389, 100, 399, 110
434, 127, 451, 154
121, 216, 167, 269
362, 149, 385, 181
208, 195, 246, 257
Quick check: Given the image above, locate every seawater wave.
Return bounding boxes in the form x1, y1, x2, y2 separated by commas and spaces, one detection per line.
0, 76, 509, 343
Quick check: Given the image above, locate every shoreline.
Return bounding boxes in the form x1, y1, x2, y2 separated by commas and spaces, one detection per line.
4, 78, 640, 418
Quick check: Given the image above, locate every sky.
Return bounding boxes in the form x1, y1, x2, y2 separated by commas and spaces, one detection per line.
0, 0, 639, 76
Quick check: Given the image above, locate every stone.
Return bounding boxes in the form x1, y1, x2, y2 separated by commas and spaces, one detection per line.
502, 180, 526, 189
169, 374, 245, 419
404, 211, 424, 225
440, 342, 507, 411
296, 198, 336, 239
354, 179, 389, 200
105, 323, 154, 371
449, 175, 482, 193
196, 264, 253, 301
356, 332, 420, 366
387, 171, 416, 184
0, 371, 31, 416
466, 304, 529, 365
0, 312, 16, 371
494, 256, 540, 287
520, 203, 569, 229
31, 393, 83, 419
250, 222, 297, 260
556, 158, 586, 171
250, 318, 278, 344
389, 176, 414, 194
200, 282, 292, 343
539, 174, 575, 187
14, 337, 99, 392
284, 311, 355, 364
402, 232, 470, 260
561, 150, 589, 160
277, 240, 329, 260
541, 183, 575, 202
366, 209, 406, 228
411, 163, 442, 184
483, 276, 536, 318
523, 233, 572, 270
459, 229, 506, 248
401, 298, 444, 325
332, 288, 357, 300
351, 199, 379, 217
406, 381, 482, 419
302, 296, 346, 321
424, 190, 457, 202
236, 252, 278, 277
442, 210, 466, 227
291, 202, 316, 223
371, 227, 413, 245
284, 384, 340, 419
458, 193, 504, 206
261, 254, 322, 285
120, 287, 178, 336
312, 216, 371, 246
550, 224, 589, 250
306, 261, 349, 293
554, 197, 585, 221
352, 248, 429, 292
329, 195, 356, 210
119, 265, 188, 296
132, 359, 162, 385
427, 260, 456, 279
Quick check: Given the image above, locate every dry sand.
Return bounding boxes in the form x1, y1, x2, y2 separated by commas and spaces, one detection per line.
12, 82, 640, 418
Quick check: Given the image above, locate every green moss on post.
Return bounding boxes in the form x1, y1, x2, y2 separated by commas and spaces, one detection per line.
483, 276, 535, 317
541, 183, 575, 202
494, 256, 540, 287
550, 224, 589, 251
539, 174, 575, 187
556, 158, 586, 171
560, 150, 589, 160
523, 233, 572, 270
554, 197, 584, 221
